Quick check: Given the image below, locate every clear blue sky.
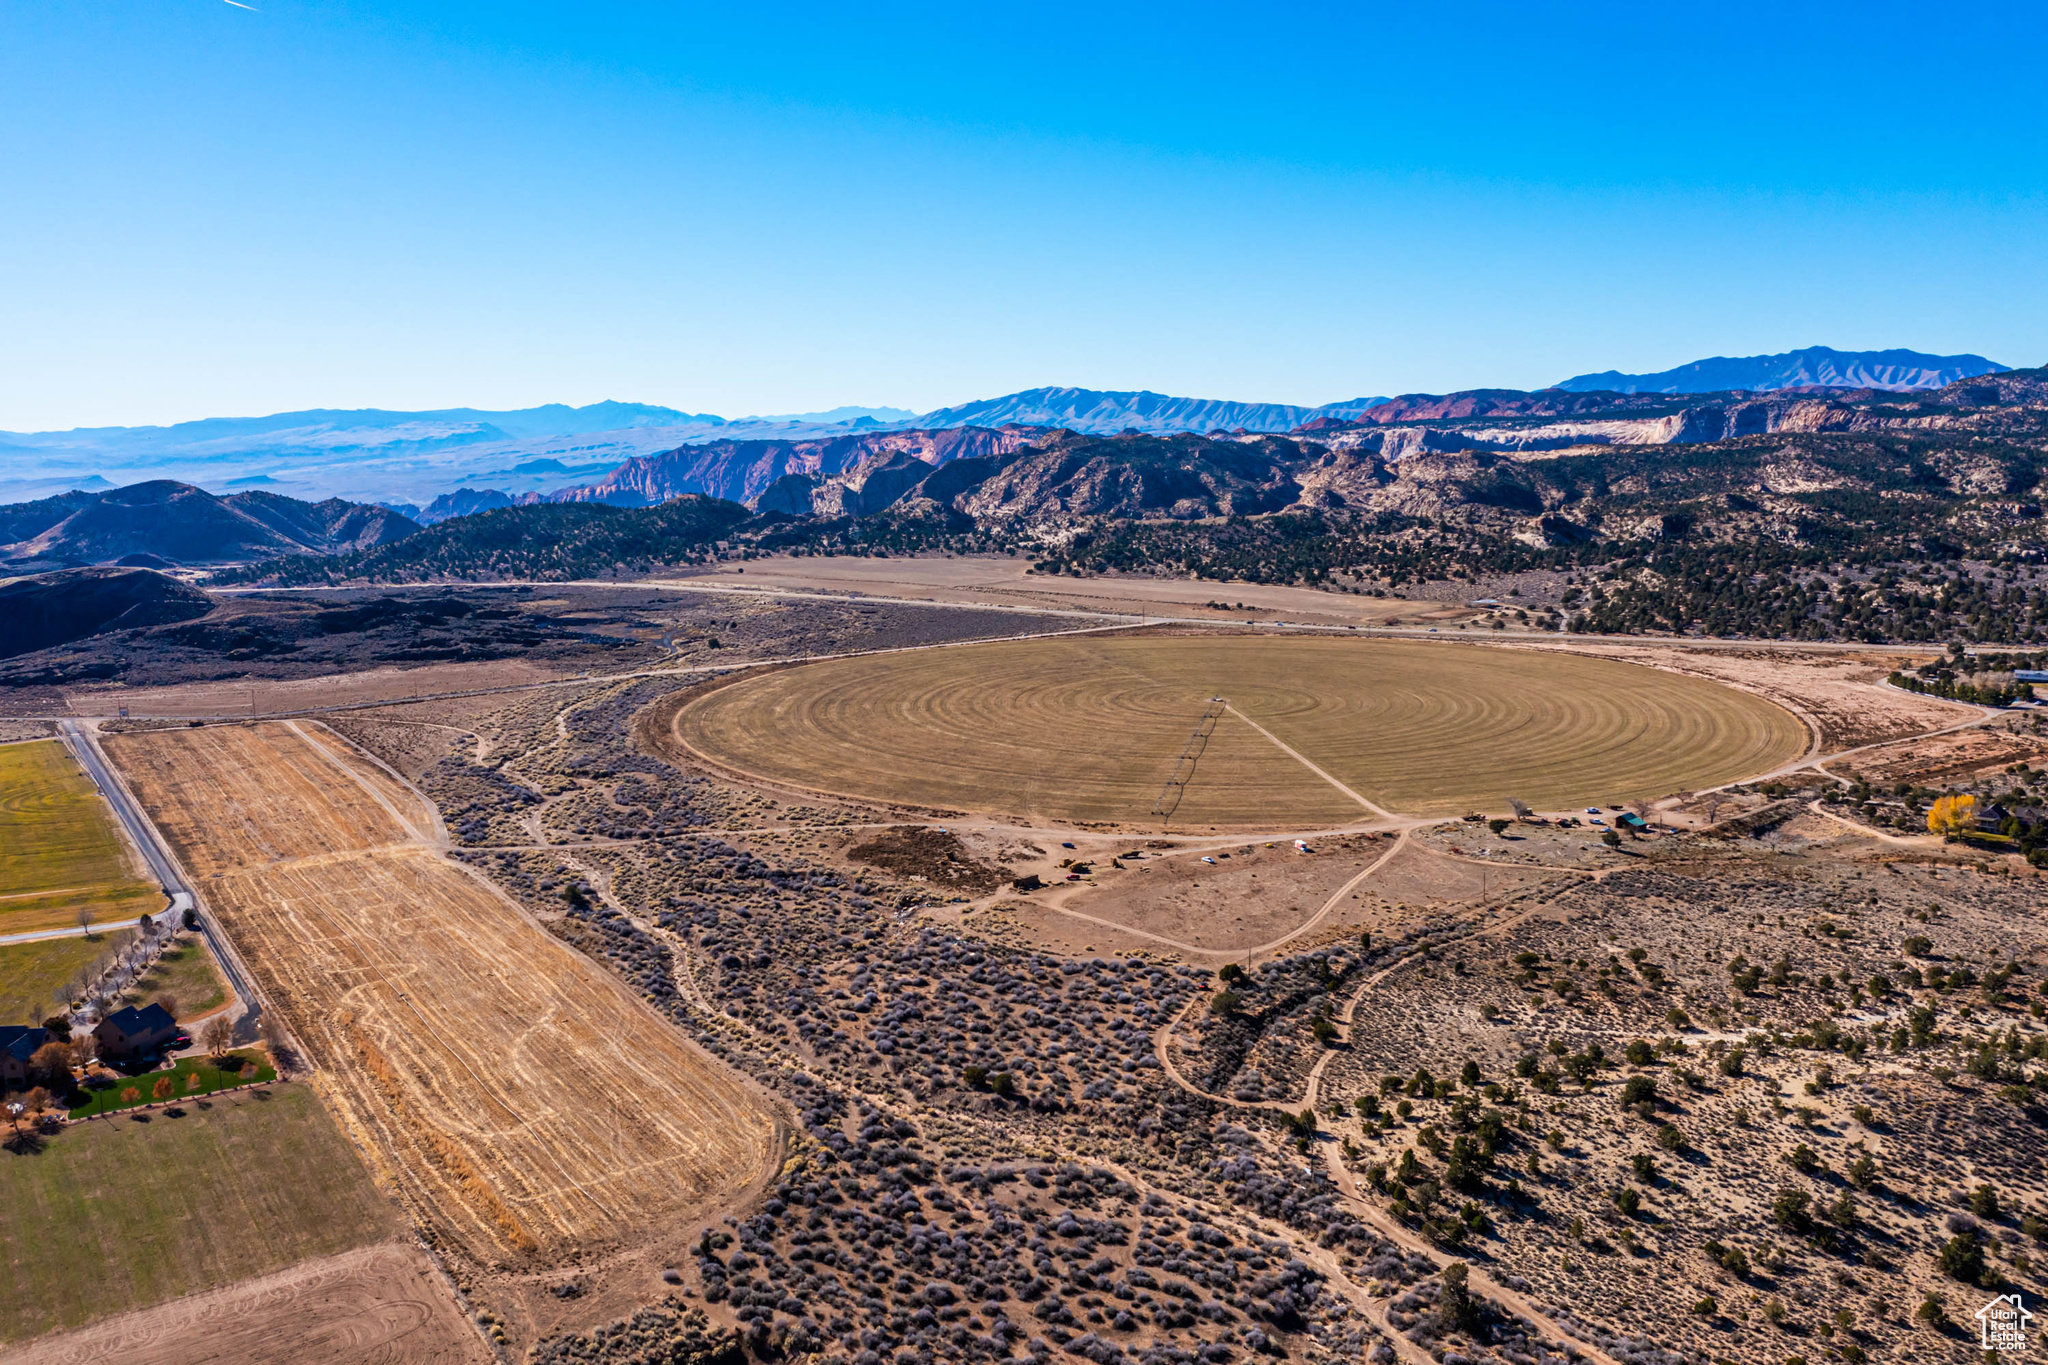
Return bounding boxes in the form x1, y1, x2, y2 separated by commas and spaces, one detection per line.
5, 1, 2045, 429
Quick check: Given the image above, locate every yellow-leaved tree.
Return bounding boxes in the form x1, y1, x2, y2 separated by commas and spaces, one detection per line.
1927, 793, 1977, 839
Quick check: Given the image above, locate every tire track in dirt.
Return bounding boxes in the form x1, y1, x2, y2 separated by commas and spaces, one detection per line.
1148, 888, 1628, 1365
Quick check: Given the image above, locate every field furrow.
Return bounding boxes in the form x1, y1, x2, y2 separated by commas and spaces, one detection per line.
674, 634, 1810, 824
104, 722, 777, 1268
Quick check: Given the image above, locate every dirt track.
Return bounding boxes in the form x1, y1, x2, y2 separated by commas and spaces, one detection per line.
0, 1241, 489, 1365
104, 722, 778, 1268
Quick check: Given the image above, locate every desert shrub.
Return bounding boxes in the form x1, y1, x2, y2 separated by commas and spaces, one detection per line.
1939, 1232, 1984, 1283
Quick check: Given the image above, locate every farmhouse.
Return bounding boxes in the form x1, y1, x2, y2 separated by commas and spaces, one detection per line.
94, 1003, 178, 1062
0, 1025, 51, 1088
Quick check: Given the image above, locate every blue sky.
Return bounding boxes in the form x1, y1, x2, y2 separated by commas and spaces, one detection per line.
4, 1, 2045, 429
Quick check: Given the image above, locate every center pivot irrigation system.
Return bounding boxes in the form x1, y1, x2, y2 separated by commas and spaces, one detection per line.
1151, 696, 1227, 822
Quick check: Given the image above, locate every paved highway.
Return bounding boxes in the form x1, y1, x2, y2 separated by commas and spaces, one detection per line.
59, 720, 189, 902
58, 719, 261, 1027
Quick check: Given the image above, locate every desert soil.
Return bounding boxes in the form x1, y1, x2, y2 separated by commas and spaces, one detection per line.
71, 658, 572, 720
667, 553, 1478, 627
0, 1240, 489, 1365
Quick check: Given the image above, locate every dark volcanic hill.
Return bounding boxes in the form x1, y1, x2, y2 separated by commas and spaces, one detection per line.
0, 481, 420, 566
233, 493, 752, 586
0, 567, 213, 659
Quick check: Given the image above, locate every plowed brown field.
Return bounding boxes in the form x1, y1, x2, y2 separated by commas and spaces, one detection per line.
104, 723, 776, 1268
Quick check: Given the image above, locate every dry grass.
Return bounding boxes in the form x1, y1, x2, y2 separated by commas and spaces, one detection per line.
0, 1085, 400, 1343
675, 635, 1808, 825
104, 722, 778, 1269
70, 658, 568, 720
123, 934, 230, 1022
2, 1240, 489, 1365
673, 553, 1469, 626
0, 932, 131, 1027
0, 740, 160, 934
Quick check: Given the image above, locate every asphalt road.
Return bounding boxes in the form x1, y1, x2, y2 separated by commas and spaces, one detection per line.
57, 719, 260, 1026
59, 719, 189, 899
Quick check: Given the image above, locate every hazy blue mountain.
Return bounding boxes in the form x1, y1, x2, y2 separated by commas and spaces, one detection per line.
913, 387, 1390, 435
0, 392, 1394, 505
749, 405, 918, 425
15, 355, 2020, 514
1554, 346, 2008, 394
7, 401, 714, 456
0, 402, 918, 507
0, 472, 115, 503
418, 488, 518, 524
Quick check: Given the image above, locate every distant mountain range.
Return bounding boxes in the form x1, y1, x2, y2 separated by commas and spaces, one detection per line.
7, 363, 2047, 574
913, 387, 1391, 435
219, 364, 2048, 598
0, 348, 2023, 513
0, 401, 920, 509
1554, 345, 2007, 394
492, 366, 2048, 522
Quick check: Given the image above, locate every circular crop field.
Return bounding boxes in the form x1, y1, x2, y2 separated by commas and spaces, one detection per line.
673, 635, 1808, 827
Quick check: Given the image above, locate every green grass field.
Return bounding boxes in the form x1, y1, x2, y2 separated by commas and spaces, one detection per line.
677, 635, 1810, 825
0, 1083, 400, 1341
0, 741, 161, 935
124, 935, 229, 1021
67, 1050, 278, 1119
0, 932, 132, 1027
